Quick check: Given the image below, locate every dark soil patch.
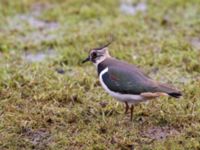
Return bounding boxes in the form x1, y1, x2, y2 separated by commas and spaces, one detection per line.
21, 128, 52, 149
141, 126, 180, 140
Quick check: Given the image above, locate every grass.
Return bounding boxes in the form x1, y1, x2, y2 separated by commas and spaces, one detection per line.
0, 0, 200, 149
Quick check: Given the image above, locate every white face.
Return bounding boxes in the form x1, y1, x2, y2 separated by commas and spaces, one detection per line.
82, 42, 112, 65
89, 48, 110, 66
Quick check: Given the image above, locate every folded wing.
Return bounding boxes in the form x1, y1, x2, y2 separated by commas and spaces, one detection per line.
102, 66, 181, 98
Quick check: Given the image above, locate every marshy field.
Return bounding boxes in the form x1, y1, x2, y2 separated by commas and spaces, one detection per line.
0, 0, 200, 149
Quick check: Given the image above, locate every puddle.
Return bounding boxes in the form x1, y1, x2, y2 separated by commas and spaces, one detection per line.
7, 14, 61, 44
4, 3, 61, 45
31, 2, 52, 16
22, 49, 57, 62
178, 76, 190, 84
190, 38, 200, 50
19, 30, 59, 45
5, 2, 59, 32
120, 1, 147, 15
141, 126, 179, 140
6, 14, 60, 33
18, 15, 59, 30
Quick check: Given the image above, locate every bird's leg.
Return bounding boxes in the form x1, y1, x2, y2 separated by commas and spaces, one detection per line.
130, 105, 134, 121
125, 102, 129, 114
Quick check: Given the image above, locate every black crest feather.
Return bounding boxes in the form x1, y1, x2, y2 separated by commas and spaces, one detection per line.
93, 36, 114, 50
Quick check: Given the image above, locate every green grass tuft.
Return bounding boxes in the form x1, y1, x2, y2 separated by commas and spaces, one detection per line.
0, 0, 200, 149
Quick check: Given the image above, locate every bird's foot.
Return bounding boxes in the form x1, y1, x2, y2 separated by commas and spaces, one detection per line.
125, 102, 129, 114
130, 105, 134, 121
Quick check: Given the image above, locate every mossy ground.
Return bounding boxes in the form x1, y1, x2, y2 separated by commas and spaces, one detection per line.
0, 0, 200, 149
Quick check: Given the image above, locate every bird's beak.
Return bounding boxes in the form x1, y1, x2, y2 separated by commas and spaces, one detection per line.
82, 56, 90, 63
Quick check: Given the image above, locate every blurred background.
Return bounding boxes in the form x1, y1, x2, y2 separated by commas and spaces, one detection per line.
0, 0, 200, 149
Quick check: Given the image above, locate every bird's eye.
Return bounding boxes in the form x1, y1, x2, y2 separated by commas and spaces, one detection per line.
92, 52, 97, 58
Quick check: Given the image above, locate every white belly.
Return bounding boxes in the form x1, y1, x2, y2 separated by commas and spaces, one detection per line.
99, 67, 145, 104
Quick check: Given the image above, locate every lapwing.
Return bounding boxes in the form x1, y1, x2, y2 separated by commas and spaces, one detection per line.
82, 42, 182, 121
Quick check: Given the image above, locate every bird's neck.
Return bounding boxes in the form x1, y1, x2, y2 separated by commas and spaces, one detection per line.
94, 52, 111, 67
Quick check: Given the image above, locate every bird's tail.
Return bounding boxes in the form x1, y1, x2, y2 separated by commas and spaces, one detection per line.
168, 92, 182, 98
158, 83, 182, 98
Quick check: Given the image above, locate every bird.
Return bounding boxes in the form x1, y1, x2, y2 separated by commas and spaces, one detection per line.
82, 41, 182, 121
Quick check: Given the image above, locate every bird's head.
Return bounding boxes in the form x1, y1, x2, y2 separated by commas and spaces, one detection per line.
82, 41, 111, 66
